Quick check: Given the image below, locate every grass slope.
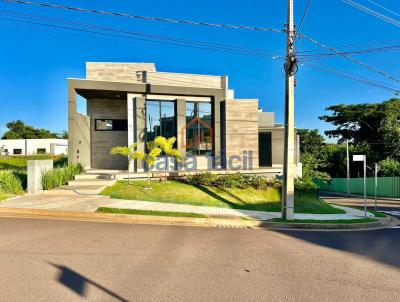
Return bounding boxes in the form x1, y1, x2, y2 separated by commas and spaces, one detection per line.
96, 207, 207, 218
101, 180, 344, 214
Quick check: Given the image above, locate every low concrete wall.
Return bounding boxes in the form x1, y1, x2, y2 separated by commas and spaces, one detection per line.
27, 160, 53, 195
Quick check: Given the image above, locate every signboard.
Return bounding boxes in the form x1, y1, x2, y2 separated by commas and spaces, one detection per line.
353, 155, 365, 162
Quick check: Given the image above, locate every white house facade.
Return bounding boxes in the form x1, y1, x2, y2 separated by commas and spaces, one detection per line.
0, 139, 68, 156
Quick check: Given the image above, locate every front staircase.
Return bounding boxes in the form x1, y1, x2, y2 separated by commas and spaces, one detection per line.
62, 170, 118, 195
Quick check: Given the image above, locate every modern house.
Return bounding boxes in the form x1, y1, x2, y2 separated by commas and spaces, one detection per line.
68, 62, 301, 177
0, 139, 68, 156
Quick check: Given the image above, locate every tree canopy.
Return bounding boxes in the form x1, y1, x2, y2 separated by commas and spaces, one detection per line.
319, 99, 400, 162
1, 120, 67, 139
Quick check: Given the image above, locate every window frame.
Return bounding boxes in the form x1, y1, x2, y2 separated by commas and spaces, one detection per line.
145, 100, 177, 144
185, 101, 213, 156
94, 119, 128, 131
13, 149, 22, 155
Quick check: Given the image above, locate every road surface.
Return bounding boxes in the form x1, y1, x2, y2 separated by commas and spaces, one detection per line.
321, 193, 400, 222
0, 216, 399, 301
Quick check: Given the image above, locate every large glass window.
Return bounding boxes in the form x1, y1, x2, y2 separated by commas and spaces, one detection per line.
186, 101, 213, 156
146, 100, 176, 142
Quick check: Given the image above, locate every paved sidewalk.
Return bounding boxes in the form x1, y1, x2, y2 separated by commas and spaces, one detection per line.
0, 191, 374, 220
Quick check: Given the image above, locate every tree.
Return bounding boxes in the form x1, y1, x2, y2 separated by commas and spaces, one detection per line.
319, 99, 400, 162
154, 136, 183, 182
2, 120, 62, 139
380, 158, 400, 177
110, 144, 144, 183
110, 139, 164, 189
59, 130, 69, 139
297, 129, 330, 182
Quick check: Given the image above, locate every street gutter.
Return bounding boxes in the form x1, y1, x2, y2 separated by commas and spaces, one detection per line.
0, 208, 394, 231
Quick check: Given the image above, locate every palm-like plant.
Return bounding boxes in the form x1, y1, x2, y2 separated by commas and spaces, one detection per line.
154, 136, 183, 182
110, 143, 143, 183
110, 136, 182, 188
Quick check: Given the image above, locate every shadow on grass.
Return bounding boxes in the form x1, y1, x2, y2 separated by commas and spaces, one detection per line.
194, 184, 281, 212
193, 185, 239, 208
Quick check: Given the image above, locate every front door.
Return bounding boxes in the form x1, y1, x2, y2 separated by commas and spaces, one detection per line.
259, 132, 272, 167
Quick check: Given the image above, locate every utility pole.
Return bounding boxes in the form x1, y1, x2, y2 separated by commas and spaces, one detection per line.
282, 0, 296, 220
346, 140, 350, 196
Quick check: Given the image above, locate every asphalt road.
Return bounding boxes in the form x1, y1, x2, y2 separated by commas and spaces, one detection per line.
321, 193, 400, 221
0, 217, 399, 301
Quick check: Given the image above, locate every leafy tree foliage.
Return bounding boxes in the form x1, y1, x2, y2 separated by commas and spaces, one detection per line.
2, 120, 66, 139
319, 99, 400, 162
297, 129, 330, 182
380, 158, 400, 177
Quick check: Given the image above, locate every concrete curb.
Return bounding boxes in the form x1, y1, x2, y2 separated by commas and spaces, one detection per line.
0, 208, 393, 230
320, 191, 400, 203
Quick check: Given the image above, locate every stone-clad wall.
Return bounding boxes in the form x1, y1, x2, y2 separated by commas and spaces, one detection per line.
87, 99, 128, 170
225, 99, 259, 170
86, 62, 156, 83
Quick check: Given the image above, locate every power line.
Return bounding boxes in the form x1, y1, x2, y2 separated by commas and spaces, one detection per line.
294, 0, 312, 40
343, 0, 400, 28
367, 0, 400, 18
297, 44, 400, 60
302, 62, 399, 94
299, 33, 400, 84
0, 11, 280, 59
0, 0, 284, 33
297, 39, 400, 54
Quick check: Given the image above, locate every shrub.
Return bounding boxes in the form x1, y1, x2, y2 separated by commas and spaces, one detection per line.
183, 172, 218, 187
294, 177, 319, 193
0, 170, 23, 194
41, 163, 84, 190
177, 173, 282, 190
53, 154, 68, 168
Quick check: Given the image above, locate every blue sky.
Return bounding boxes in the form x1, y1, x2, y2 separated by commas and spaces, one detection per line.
0, 0, 399, 138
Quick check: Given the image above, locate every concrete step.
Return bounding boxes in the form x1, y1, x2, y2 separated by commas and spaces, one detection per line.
61, 184, 110, 195
68, 179, 116, 187
75, 173, 114, 180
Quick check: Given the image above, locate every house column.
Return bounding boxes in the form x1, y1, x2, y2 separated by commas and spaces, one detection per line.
176, 98, 186, 167
213, 97, 222, 169
127, 94, 135, 172
135, 96, 146, 172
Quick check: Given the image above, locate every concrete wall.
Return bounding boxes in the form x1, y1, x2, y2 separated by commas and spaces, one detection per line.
27, 159, 53, 194
146, 72, 223, 89
0, 139, 68, 156
87, 99, 128, 170
225, 99, 259, 170
258, 112, 275, 128
86, 62, 225, 89
259, 127, 300, 166
86, 62, 156, 83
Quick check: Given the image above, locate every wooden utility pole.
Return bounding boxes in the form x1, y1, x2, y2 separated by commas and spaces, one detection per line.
282, 0, 296, 220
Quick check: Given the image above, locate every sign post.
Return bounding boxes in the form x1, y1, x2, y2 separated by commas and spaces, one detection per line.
353, 154, 367, 217
374, 163, 380, 211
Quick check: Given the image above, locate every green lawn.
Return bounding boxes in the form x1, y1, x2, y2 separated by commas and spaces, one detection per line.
101, 180, 345, 214
271, 218, 377, 224
0, 155, 53, 171
0, 154, 67, 171
96, 207, 207, 218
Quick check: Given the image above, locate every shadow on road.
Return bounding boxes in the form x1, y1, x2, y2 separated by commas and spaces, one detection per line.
49, 263, 128, 301
275, 229, 400, 269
